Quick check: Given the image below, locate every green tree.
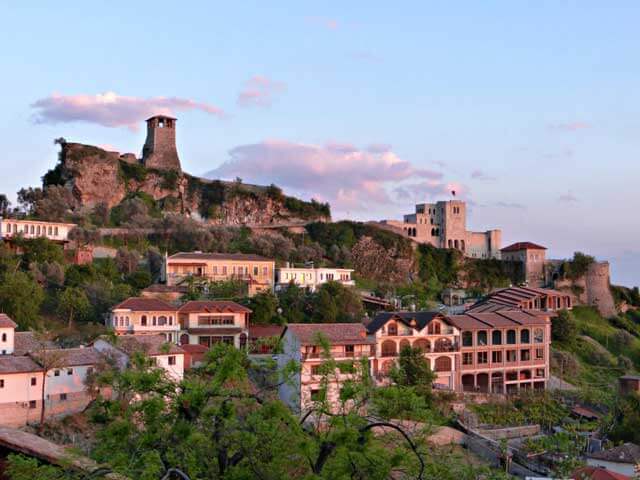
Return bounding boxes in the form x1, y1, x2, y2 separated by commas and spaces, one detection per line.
390, 345, 437, 397
244, 290, 278, 325
312, 288, 338, 323
15, 237, 64, 266
56, 286, 92, 327
0, 271, 44, 329
276, 282, 309, 323
552, 309, 577, 343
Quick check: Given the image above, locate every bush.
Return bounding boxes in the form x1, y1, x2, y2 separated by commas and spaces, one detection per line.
552, 309, 577, 344
119, 160, 147, 183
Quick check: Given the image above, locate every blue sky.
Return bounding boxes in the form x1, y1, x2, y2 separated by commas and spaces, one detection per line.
0, 1, 638, 285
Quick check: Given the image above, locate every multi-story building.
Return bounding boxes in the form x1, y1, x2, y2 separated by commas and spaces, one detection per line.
275, 265, 355, 291
382, 200, 501, 259
500, 242, 547, 287
177, 300, 251, 349
0, 218, 77, 244
364, 312, 460, 390
278, 323, 375, 413
110, 297, 180, 343
467, 286, 572, 313
164, 252, 275, 296
448, 310, 551, 394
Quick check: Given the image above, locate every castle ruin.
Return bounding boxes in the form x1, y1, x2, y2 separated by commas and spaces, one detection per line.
141, 115, 182, 171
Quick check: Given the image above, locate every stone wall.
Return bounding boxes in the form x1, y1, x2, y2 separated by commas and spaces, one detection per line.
553, 261, 616, 317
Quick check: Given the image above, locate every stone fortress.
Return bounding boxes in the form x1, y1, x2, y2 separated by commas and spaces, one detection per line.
382, 199, 502, 259
141, 115, 182, 171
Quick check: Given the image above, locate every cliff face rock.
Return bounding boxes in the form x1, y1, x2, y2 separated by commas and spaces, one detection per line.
56, 143, 330, 225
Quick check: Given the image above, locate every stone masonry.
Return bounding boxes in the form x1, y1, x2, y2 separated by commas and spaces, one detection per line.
142, 115, 182, 171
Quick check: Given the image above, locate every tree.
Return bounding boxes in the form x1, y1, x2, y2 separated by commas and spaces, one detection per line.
244, 291, 278, 325
15, 237, 64, 266
56, 287, 92, 327
312, 288, 338, 323
68, 226, 100, 247
0, 193, 10, 217
0, 270, 44, 329
390, 345, 437, 397
552, 309, 577, 343
115, 247, 140, 275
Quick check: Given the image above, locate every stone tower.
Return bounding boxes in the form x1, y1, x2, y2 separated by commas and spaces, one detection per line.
142, 115, 181, 171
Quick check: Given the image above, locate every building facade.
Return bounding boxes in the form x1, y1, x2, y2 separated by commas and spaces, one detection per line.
164, 252, 275, 296
275, 265, 355, 291
501, 242, 547, 287
0, 218, 76, 244
177, 300, 251, 350
110, 297, 180, 343
278, 323, 375, 413
382, 200, 501, 258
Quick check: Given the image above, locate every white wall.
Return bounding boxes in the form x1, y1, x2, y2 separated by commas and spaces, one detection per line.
277, 330, 302, 412
0, 327, 15, 354
154, 354, 184, 381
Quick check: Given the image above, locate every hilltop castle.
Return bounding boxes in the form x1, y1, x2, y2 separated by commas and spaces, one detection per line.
382, 200, 502, 259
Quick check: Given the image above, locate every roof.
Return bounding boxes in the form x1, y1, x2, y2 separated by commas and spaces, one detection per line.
29, 347, 102, 367
447, 310, 551, 330
588, 443, 640, 464
285, 323, 374, 346
0, 355, 41, 374
366, 311, 443, 334
13, 332, 56, 356
573, 466, 631, 480
178, 300, 252, 314
113, 335, 184, 356
249, 325, 285, 339
619, 375, 640, 381
112, 297, 177, 312
571, 405, 602, 420
501, 242, 547, 252
186, 328, 244, 335
146, 115, 177, 121
168, 252, 273, 263
467, 286, 570, 312
0, 314, 16, 329
180, 344, 208, 354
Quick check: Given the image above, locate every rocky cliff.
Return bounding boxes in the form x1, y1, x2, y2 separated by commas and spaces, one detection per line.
50, 142, 330, 225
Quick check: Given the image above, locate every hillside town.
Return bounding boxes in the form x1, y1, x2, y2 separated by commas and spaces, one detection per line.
0, 112, 637, 480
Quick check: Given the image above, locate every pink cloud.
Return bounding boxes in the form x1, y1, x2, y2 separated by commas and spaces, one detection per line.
237, 76, 286, 108
31, 91, 225, 130
394, 181, 467, 203
205, 140, 444, 211
548, 122, 590, 132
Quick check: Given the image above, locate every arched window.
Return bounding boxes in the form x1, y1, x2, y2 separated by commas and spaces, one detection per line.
520, 329, 530, 344
399, 339, 411, 351
381, 340, 397, 357
462, 331, 473, 347
448, 240, 453, 248
477, 331, 488, 346
169, 316, 173, 326
492, 330, 502, 345
141, 315, 147, 326
534, 328, 544, 343
30, 225, 34, 234
239, 333, 247, 349
125, 316, 130, 326
152, 316, 157, 326
454, 240, 459, 249
413, 339, 430, 352
1, 333, 6, 342
158, 316, 167, 326
506, 330, 516, 344
461, 240, 466, 251
435, 338, 452, 352
431, 228, 435, 236
36, 225, 41, 235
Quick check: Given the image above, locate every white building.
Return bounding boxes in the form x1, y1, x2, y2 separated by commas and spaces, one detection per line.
0, 218, 76, 243
275, 266, 355, 291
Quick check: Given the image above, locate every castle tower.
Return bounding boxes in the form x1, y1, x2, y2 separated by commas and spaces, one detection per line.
142, 115, 181, 171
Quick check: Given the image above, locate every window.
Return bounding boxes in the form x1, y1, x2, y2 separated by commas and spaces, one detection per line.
87, 367, 94, 375
168, 356, 176, 366
263, 266, 268, 276
54, 370, 60, 376
157, 316, 167, 326
253, 266, 259, 276
534, 328, 544, 343
477, 351, 488, 364
492, 351, 502, 363
141, 315, 147, 326
506, 330, 516, 344
0, 379, 4, 388
387, 322, 398, 336
345, 344, 355, 356
428, 321, 441, 335
520, 349, 531, 361
477, 331, 488, 346
535, 368, 545, 378
67, 368, 73, 375
462, 331, 473, 347
310, 389, 322, 401
535, 348, 544, 360
31, 377, 36, 386
492, 330, 502, 345
311, 365, 321, 375
1, 333, 5, 342
29, 400, 37, 409
462, 352, 473, 365
60, 393, 67, 401
506, 350, 516, 362
198, 316, 234, 326
520, 329, 530, 344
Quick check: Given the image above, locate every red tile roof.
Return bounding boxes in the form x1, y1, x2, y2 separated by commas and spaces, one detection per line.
285, 323, 374, 346
113, 334, 184, 356
501, 242, 547, 252
178, 301, 251, 314
169, 252, 273, 262
249, 325, 285, 339
467, 286, 571, 313
29, 347, 102, 367
112, 297, 177, 312
0, 314, 17, 329
180, 344, 208, 353
0, 355, 41, 374
588, 443, 640, 464
573, 466, 631, 480
447, 310, 551, 330
13, 332, 56, 356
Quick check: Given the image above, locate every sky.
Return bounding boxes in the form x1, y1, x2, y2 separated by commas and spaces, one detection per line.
0, 1, 638, 286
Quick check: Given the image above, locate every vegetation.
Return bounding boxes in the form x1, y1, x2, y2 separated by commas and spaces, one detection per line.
470, 393, 569, 429
560, 252, 595, 281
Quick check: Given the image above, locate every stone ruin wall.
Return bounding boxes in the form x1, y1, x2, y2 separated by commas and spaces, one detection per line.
553, 261, 616, 317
